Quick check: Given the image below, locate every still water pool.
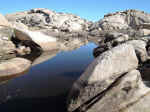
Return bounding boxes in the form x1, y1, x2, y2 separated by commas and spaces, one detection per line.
0, 43, 97, 112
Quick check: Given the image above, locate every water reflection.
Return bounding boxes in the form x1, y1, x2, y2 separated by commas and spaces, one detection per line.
0, 42, 97, 112
32, 50, 60, 66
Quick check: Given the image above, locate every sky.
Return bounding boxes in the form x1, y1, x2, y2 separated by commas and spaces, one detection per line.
1, 0, 150, 21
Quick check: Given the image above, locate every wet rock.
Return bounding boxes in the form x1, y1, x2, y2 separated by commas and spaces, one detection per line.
0, 58, 31, 81
84, 70, 150, 112
67, 44, 138, 112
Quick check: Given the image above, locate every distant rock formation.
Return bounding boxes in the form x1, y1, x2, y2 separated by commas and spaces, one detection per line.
90, 9, 150, 30
89, 10, 150, 39
5, 8, 91, 33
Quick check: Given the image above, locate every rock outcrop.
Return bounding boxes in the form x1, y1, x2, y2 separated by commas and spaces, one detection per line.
5, 8, 91, 33
0, 14, 11, 27
89, 10, 150, 40
126, 40, 148, 63
67, 10, 150, 112
0, 26, 16, 61
67, 44, 139, 112
1, 8, 150, 112
68, 39, 150, 112
14, 28, 58, 51
0, 58, 31, 82
84, 70, 150, 112
90, 10, 150, 31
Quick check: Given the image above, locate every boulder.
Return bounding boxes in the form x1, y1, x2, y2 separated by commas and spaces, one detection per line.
67, 44, 138, 112
121, 92, 150, 112
5, 8, 91, 32
84, 70, 150, 112
126, 40, 148, 62
93, 32, 130, 58
10, 21, 29, 30
0, 14, 11, 27
0, 26, 16, 61
0, 58, 31, 81
100, 14, 129, 30
104, 32, 129, 43
142, 29, 150, 36
93, 44, 109, 57
140, 23, 150, 29
90, 10, 150, 32
14, 28, 58, 51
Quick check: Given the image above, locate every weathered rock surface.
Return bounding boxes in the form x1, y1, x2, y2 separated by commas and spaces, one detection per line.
85, 70, 150, 112
121, 92, 150, 112
93, 31, 148, 62
126, 40, 148, 63
0, 14, 11, 27
67, 44, 138, 112
5, 8, 91, 33
93, 32, 131, 58
0, 26, 16, 61
142, 29, 150, 36
91, 9, 150, 31
14, 28, 58, 51
0, 58, 31, 81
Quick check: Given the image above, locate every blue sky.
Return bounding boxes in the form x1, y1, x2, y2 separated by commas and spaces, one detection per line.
1, 0, 150, 21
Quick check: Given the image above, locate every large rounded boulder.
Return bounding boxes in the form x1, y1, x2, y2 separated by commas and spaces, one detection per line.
67, 44, 138, 112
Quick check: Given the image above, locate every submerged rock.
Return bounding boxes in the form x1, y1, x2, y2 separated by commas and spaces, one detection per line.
67, 44, 138, 112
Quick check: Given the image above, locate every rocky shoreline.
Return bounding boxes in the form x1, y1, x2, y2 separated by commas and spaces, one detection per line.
1, 8, 150, 111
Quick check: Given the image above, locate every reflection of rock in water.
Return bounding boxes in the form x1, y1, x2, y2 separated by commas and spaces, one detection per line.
58, 37, 88, 51
32, 49, 60, 66
32, 37, 89, 65
0, 37, 88, 85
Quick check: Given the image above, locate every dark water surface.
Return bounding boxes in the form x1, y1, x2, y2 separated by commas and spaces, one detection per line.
0, 43, 97, 112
